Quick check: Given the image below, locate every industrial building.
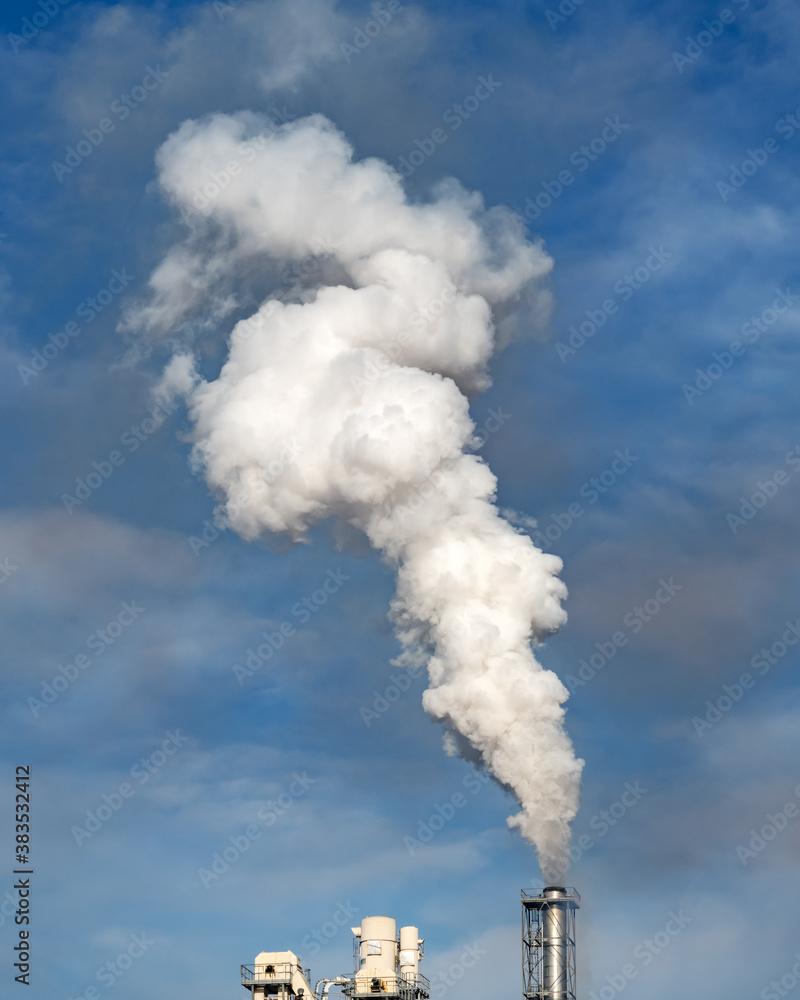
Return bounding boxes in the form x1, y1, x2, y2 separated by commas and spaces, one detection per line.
241, 887, 579, 1000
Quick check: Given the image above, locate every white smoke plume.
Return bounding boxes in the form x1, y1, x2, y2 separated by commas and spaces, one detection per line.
131, 112, 583, 882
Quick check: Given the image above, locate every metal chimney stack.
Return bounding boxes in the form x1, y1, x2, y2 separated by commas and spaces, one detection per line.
522, 886, 580, 1000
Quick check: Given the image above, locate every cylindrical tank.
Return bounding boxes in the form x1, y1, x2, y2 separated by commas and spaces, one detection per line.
541, 888, 568, 999
358, 917, 397, 976
398, 926, 420, 980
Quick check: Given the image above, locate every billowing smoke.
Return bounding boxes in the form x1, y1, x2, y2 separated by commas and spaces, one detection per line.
129, 112, 583, 881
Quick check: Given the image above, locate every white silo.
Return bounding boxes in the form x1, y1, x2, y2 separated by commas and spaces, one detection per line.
354, 916, 398, 992
398, 925, 422, 981
240, 913, 429, 1000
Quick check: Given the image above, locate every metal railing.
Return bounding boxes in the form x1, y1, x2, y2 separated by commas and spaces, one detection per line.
344, 972, 430, 1000
242, 962, 312, 985
521, 889, 579, 1000
521, 887, 581, 905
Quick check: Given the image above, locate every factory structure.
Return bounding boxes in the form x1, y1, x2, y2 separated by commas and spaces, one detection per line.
522, 887, 580, 1000
240, 887, 579, 1000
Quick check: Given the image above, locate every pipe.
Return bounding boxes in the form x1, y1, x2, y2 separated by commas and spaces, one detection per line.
315, 977, 351, 1000
541, 887, 568, 999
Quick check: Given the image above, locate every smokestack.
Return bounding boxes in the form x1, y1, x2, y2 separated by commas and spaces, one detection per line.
522, 886, 579, 1000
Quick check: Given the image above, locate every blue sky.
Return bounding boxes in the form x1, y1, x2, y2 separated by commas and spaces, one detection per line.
2, 1, 800, 998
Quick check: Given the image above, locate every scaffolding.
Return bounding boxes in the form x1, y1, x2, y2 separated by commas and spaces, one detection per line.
522, 887, 580, 1000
